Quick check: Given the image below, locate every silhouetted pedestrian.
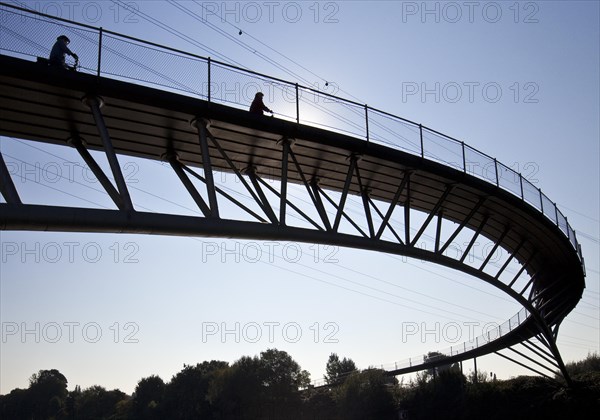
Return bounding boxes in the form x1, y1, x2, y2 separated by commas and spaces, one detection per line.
49, 35, 78, 69
249, 92, 273, 115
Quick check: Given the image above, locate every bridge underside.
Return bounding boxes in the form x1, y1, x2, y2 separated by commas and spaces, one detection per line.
0, 54, 585, 385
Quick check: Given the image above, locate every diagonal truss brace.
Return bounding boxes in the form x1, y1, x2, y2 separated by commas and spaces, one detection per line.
180, 165, 267, 222
0, 151, 21, 204
68, 136, 125, 210
410, 184, 454, 246
375, 171, 410, 242
168, 153, 212, 218
203, 128, 275, 224
83, 95, 133, 211
333, 154, 358, 232
191, 118, 219, 218
246, 166, 278, 224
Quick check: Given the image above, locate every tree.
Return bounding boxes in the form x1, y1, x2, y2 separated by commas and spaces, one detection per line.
0, 388, 30, 419
208, 356, 263, 418
28, 369, 68, 419
423, 351, 459, 381
133, 375, 165, 419
260, 348, 311, 392
162, 360, 228, 419
75, 385, 128, 419
208, 349, 309, 419
336, 368, 397, 420
325, 353, 357, 384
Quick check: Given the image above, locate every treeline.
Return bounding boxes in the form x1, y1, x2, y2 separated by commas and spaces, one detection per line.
1, 350, 599, 419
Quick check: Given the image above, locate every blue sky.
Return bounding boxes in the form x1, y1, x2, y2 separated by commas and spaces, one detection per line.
1, 0, 599, 394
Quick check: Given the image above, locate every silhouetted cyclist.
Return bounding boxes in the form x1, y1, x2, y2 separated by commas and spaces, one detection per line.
49, 35, 78, 69
249, 92, 273, 115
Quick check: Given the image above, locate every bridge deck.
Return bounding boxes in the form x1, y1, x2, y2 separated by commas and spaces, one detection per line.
0, 55, 582, 291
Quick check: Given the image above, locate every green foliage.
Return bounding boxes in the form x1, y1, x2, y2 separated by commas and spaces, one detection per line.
325, 353, 357, 384
133, 375, 165, 419
563, 352, 600, 378
335, 369, 398, 420
75, 385, 129, 419
162, 360, 228, 419
3, 353, 600, 419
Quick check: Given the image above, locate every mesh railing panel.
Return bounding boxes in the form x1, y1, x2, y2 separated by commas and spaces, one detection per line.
101, 34, 207, 98
211, 63, 296, 120
541, 193, 557, 224
522, 178, 542, 211
368, 110, 422, 155
497, 161, 522, 197
557, 209, 569, 237
422, 129, 463, 171
0, 10, 99, 73
464, 145, 497, 184
298, 90, 366, 138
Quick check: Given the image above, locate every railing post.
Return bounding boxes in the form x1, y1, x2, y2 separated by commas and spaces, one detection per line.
364, 105, 369, 142
494, 158, 499, 187
555, 204, 560, 228
539, 188, 544, 213
97, 27, 103, 78
419, 124, 424, 158
461, 141, 467, 173
207, 57, 211, 102
295, 83, 300, 124
519, 173, 524, 199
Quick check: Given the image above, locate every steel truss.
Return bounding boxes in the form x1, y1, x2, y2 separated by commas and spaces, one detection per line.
0, 95, 582, 386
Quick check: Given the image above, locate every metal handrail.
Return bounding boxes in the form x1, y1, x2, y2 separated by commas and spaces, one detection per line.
0, 2, 583, 265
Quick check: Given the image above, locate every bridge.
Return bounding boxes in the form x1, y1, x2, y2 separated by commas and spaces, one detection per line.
0, 4, 586, 386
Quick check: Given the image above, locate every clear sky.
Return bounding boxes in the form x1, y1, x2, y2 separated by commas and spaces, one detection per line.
1, 0, 599, 394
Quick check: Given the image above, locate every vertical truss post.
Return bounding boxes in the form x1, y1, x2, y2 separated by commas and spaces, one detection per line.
405, 176, 411, 244
353, 162, 374, 238
333, 154, 357, 232
435, 209, 443, 253
0, 152, 21, 204
83, 95, 133, 211
278, 137, 293, 226
361, 188, 374, 238
193, 118, 219, 218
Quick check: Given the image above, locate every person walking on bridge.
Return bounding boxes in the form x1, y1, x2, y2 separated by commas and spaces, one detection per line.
49, 35, 78, 69
249, 92, 273, 115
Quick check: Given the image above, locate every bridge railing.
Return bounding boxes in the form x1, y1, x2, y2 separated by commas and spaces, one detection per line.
377, 307, 530, 373
0, 3, 583, 264
308, 306, 530, 387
